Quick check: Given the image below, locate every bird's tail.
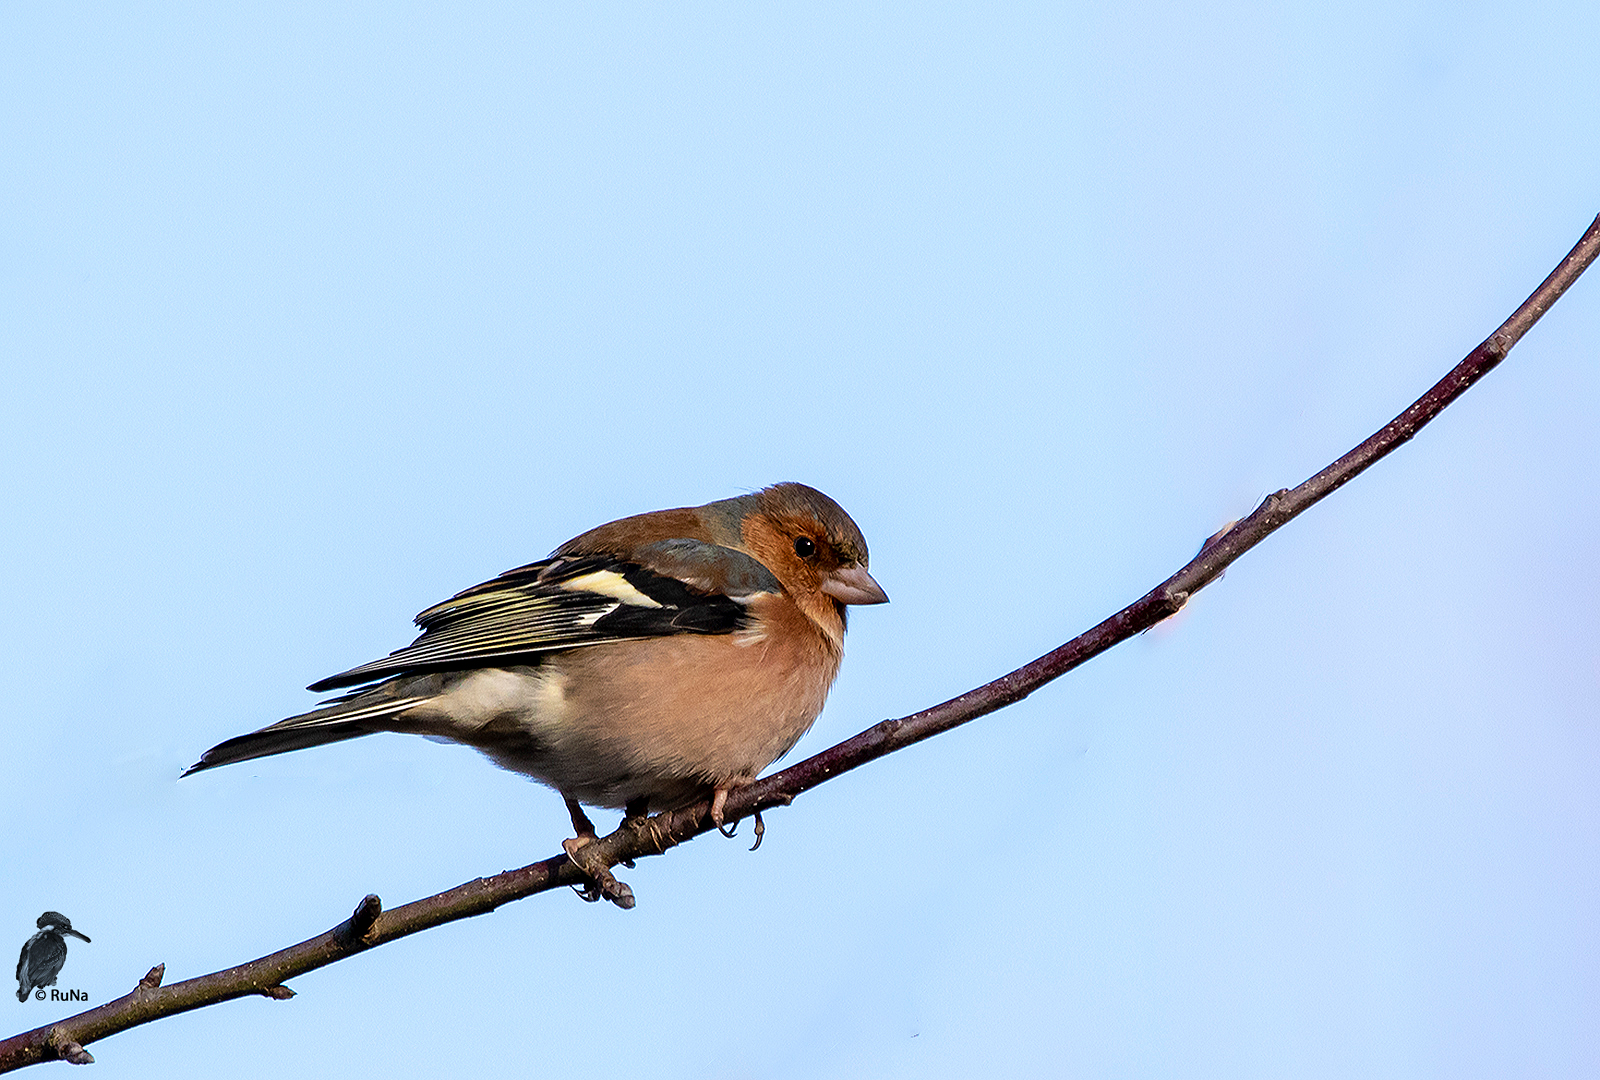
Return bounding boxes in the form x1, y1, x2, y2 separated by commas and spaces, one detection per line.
182, 683, 436, 776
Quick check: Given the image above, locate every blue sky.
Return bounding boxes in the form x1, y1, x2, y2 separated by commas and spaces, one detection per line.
4, 3, 1598, 1076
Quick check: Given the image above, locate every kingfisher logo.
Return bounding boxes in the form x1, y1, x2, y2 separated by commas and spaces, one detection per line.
15, 912, 90, 1003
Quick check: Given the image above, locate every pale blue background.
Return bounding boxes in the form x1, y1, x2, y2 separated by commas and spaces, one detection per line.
4, 3, 1598, 1077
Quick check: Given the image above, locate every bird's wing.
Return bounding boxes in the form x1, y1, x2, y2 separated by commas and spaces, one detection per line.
19, 935, 67, 993
307, 547, 776, 692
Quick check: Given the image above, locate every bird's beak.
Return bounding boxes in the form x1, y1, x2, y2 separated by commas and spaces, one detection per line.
64, 929, 90, 943
821, 563, 889, 605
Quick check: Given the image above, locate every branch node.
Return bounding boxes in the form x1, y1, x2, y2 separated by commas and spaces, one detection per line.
562, 838, 637, 910
137, 964, 165, 992
54, 1039, 93, 1066
600, 877, 636, 909
626, 813, 674, 855
346, 894, 383, 945
260, 985, 296, 1000
1198, 520, 1238, 557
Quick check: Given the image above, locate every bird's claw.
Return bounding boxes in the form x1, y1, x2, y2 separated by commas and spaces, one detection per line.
707, 787, 769, 849
709, 786, 738, 837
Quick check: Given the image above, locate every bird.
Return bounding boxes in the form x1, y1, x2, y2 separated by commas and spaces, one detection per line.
16, 912, 90, 1002
184, 482, 887, 846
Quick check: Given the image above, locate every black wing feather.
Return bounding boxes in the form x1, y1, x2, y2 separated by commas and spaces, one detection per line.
307, 553, 755, 692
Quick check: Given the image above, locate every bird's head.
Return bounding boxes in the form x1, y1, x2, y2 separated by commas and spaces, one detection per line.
37, 912, 90, 942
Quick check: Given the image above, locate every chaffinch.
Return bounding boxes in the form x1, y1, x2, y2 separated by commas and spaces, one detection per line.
185, 483, 887, 844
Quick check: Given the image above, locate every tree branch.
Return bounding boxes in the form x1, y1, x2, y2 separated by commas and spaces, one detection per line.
4, 213, 1596, 1073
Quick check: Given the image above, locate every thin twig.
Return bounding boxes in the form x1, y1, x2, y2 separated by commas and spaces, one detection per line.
3, 213, 1596, 1073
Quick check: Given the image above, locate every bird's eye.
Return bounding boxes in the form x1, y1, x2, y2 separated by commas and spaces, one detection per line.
793, 536, 816, 558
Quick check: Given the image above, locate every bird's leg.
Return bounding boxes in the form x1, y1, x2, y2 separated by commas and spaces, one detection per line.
563, 798, 598, 847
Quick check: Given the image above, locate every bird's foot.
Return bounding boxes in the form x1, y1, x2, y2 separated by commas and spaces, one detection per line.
562, 798, 635, 908
562, 837, 635, 909
709, 786, 736, 837
707, 788, 768, 851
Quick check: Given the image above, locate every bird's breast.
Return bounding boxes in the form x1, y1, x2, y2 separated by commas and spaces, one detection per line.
431, 597, 842, 809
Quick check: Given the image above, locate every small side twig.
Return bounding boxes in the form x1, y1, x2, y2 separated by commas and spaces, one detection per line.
342, 895, 383, 946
